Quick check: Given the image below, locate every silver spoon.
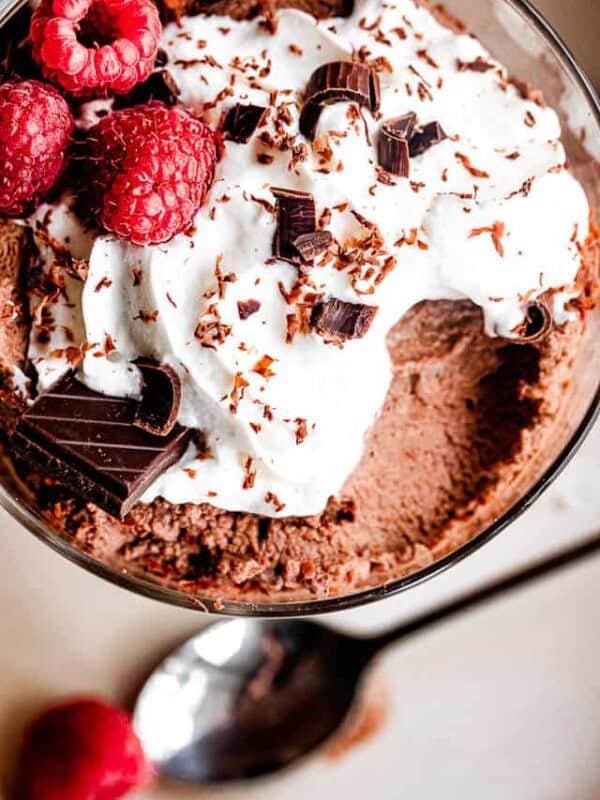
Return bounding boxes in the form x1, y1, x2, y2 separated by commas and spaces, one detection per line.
133, 532, 600, 784
0, 0, 27, 29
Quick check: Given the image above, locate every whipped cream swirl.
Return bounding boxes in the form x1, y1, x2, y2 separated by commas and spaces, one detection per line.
28, 0, 590, 517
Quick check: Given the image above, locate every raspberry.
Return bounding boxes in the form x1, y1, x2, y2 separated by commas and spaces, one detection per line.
83, 102, 218, 244
16, 698, 154, 800
30, 0, 161, 97
0, 79, 74, 216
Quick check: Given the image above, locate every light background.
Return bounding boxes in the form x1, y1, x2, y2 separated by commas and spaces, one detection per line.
0, 1, 599, 798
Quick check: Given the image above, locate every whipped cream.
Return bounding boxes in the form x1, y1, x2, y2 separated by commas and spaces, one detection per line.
28, 0, 590, 517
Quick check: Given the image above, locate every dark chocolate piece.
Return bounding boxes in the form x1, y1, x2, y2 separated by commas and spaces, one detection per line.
378, 126, 410, 177
271, 187, 316, 263
311, 298, 378, 341
237, 299, 261, 319
155, 49, 169, 68
292, 230, 333, 262
300, 61, 380, 139
12, 373, 191, 518
409, 121, 447, 157
120, 69, 181, 107
224, 103, 267, 143
133, 359, 182, 436
383, 112, 418, 139
513, 299, 553, 343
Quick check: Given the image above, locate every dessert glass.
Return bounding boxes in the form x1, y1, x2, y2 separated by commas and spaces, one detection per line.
0, 0, 599, 615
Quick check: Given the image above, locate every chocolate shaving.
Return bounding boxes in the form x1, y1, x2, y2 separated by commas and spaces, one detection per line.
133, 359, 182, 437
409, 120, 446, 157
513, 299, 553, 343
223, 103, 267, 143
311, 298, 378, 341
292, 230, 332, 262
11, 373, 191, 519
271, 187, 316, 263
238, 299, 261, 319
300, 61, 380, 139
378, 125, 410, 177
456, 57, 495, 73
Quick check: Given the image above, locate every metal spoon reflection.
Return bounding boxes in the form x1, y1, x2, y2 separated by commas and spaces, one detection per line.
133, 532, 600, 784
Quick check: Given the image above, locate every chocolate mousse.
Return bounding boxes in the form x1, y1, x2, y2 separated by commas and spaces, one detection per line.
0, 0, 597, 604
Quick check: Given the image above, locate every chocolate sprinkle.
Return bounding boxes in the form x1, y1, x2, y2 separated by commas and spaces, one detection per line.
378, 125, 410, 177
292, 230, 333, 262
133, 359, 182, 437
11, 373, 191, 518
513, 299, 553, 343
224, 103, 267, 143
300, 61, 380, 139
409, 120, 447, 157
271, 187, 316, 263
311, 298, 378, 341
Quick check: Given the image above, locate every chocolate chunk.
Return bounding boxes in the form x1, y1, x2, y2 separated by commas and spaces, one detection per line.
155, 49, 169, 68
383, 112, 418, 139
378, 125, 410, 177
409, 121, 447, 157
513, 299, 553, 343
292, 230, 332, 262
238, 299, 261, 319
120, 69, 181, 107
271, 187, 316, 263
12, 373, 191, 518
300, 61, 380, 139
311, 298, 378, 341
224, 103, 267, 143
133, 359, 182, 437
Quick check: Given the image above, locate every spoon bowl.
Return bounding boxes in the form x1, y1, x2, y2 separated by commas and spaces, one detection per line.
133, 619, 373, 783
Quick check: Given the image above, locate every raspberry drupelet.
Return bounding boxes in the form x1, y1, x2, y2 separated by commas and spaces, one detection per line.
0, 79, 74, 216
30, 0, 161, 96
82, 101, 218, 245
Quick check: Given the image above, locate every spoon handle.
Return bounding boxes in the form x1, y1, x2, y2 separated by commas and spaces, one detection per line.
365, 531, 600, 656
0, 0, 27, 28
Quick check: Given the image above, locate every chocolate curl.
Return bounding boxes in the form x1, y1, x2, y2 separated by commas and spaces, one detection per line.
378, 125, 411, 177
271, 187, 316, 263
299, 61, 380, 140
513, 299, 553, 343
133, 359, 182, 436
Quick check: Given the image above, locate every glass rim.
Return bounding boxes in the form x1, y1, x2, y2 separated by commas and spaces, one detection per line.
1, 0, 599, 617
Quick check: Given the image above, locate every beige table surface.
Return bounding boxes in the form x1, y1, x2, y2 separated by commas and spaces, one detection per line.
1, 1, 600, 798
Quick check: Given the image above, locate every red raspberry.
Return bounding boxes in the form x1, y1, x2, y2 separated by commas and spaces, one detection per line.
0, 79, 74, 216
83, 102, 218, 244
16, 698, 154, 800
30, 0, 161, 97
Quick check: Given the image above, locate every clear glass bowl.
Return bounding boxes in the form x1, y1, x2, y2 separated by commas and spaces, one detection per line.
1, 0, 599, 616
